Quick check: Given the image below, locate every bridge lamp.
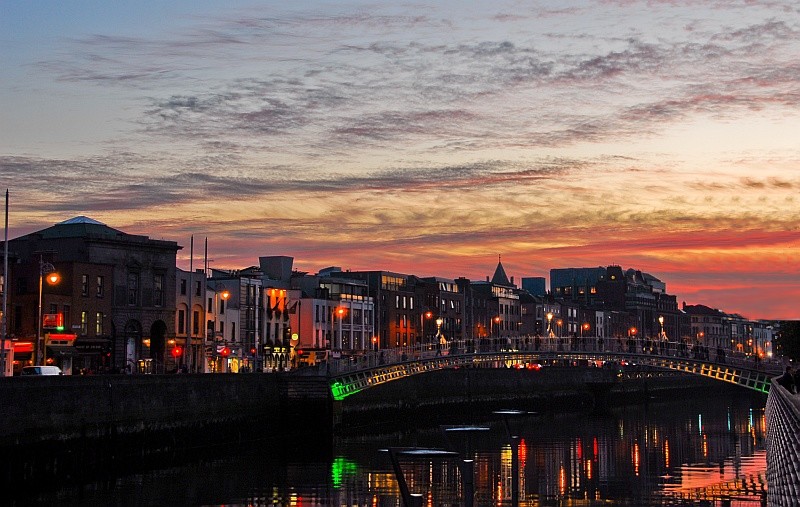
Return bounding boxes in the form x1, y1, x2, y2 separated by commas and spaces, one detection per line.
546, 312, 553, 337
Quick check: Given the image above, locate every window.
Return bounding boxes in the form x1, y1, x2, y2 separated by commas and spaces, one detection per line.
96, 276, 104, 298
231, 322, 236, 341
178, 310, 186, 334
63, 305, 70, 330
81, 275, 89, 297
195, 280, 202, 297
219, 298, 225, 314
127, 273, 139, 306
180, 278, 187, 296
49, 303, 57, 313
219, 321, 225, 336
80, 311, 88, 334
207, 297, 213, 312
193, 310, 200, 335
96, 312, 104, 335
154, 274, 165, 307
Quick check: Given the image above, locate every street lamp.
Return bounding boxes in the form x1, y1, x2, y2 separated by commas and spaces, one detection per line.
546, 312, 553, 338
36, 256, 61, 366
658, 315, 666, 339
491, 316, 500, 338
422, 310, 433, 343
556, 319, 563, 338
435, 317, 443, 340
212, 287, 230, 372
336, 306, 346, 351
582, 323, 590, 338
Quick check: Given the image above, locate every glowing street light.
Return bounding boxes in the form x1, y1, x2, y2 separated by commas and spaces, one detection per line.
546, 312, 554, 338
491, 315, 501, 338
36, 256, 61, 366
336, 306, 346, 350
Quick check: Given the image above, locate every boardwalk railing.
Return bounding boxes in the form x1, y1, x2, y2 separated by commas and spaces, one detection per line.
766, 379, 800, 506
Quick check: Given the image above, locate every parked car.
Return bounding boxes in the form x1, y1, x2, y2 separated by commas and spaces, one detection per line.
20, 365, 63, 376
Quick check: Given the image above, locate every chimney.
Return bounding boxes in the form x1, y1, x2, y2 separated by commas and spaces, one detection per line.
486, 276, 490, 282
511, 276, 514, 286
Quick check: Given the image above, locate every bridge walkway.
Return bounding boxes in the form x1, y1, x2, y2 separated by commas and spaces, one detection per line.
310, 336, 781, 400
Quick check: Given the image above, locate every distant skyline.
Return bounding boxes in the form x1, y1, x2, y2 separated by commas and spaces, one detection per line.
2, 1, 798, 319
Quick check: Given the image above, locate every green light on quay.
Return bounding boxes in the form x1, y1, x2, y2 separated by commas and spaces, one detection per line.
330, 456, 359, 489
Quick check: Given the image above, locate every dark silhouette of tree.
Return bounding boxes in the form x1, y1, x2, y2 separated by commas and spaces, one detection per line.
775, 321, 800, 360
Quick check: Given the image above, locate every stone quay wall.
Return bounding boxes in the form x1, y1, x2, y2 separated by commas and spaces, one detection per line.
0, 373, 332, 449
766, 379, 800, 507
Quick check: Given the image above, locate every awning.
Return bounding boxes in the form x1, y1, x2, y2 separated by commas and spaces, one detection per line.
73, 337, 111, 354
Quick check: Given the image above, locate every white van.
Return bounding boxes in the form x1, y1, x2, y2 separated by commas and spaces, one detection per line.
21, 365, 63, 376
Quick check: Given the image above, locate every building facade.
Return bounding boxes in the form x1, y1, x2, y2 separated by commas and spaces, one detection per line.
3, 217, 180, 373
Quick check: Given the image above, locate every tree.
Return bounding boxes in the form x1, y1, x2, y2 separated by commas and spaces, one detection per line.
775, 321, 800, 361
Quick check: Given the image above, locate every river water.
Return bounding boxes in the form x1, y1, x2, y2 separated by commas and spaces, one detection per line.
20, 388, 766, 506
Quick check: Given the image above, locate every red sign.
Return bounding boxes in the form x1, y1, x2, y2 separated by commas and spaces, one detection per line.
42, 313, 64, 329
46, 333, 77, 346
13, 341, 34, 354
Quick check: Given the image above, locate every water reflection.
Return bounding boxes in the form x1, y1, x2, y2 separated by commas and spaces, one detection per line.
22, 390, 766, 506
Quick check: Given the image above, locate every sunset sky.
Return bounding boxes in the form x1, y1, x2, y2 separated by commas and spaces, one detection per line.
2, 1, 799, 319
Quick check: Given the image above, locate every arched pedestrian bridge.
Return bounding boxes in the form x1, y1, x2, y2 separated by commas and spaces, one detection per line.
317, 337, 781, 401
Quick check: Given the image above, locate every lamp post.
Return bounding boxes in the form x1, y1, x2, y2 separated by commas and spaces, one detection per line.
658, 315, 665, 339
213, 287, 230, 372
556, 319, 563, 338
546, 312, 553, 338
336, 306, 345, 351
36, 256, 60, 366
490, 316, 500, 338
422, 310, 433, 343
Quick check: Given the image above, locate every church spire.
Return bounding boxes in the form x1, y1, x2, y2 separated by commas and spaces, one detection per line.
491, 256, 511, 286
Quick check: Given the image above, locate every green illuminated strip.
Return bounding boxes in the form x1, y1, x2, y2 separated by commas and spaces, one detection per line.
331, 380, 362, 401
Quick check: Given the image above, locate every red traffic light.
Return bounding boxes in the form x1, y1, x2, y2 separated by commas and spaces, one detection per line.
171, 346, 183, 358
220, 347, 231, 357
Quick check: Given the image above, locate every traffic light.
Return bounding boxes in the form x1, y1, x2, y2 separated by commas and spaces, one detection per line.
171, 346, 183, 358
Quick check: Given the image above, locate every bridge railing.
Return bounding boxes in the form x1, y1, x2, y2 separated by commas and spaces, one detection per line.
323, 336, 779, 376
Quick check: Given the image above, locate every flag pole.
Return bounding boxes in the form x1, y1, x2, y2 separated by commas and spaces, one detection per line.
187, 235, 194, 372
1, 190, 8, 376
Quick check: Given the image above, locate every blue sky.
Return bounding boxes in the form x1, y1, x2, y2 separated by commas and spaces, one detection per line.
2, 0, 799, 318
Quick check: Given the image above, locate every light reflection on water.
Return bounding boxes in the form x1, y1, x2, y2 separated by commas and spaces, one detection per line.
27, 390, 766, 506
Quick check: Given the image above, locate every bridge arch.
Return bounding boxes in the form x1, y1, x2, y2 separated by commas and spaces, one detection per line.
325, 346, 778, 401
